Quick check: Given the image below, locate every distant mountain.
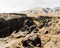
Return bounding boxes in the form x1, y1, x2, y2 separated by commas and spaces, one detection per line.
53, 7, 60, 12
20, 7, 53, 14
20, 7, 47, 14
20, 7, 60, 17
45, 8, 53, 13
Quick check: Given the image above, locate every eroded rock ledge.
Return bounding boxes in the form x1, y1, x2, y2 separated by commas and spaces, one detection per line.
0, 13, 60, 48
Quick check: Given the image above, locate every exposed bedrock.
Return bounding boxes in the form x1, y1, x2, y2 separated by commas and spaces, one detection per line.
0, 17, 36, 38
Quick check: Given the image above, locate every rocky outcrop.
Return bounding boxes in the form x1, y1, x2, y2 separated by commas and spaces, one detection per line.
0, 13, 60, 48
0, 16, 36, 38
22, 33, 41, 48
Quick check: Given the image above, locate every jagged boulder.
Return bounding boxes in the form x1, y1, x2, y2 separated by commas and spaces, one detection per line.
22, 33, 41, 48
0, 17, 25, 38
0, 16, 36, 38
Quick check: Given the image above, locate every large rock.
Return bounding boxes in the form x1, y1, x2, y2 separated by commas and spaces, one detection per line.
22, 33, 41, 48
0, 16, 36, 38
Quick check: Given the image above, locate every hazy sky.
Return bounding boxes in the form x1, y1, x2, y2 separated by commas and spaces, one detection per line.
0, 0, 60, 12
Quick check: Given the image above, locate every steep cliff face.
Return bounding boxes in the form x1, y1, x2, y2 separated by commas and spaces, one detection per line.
0, 13, 60, 48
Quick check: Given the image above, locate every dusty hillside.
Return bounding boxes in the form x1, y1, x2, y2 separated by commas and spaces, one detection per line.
20, 7, 60, 17
0, 13, 60, 48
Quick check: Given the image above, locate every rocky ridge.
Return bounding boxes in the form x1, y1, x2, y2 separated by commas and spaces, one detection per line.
20, 7, 60, 17
0, 13, 60, 48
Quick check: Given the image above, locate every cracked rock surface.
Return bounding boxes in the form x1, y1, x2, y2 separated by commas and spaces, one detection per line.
0, 13, 60, 48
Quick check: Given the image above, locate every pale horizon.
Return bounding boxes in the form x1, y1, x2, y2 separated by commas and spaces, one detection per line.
0, 0, 60, 13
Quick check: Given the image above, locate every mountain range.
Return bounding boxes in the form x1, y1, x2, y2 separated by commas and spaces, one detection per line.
20, 7, 60, 17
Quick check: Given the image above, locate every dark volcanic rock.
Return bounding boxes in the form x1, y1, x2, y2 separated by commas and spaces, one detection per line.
0, 17, 24, 38
0, 17, 36, 38
22, 33, 41, 47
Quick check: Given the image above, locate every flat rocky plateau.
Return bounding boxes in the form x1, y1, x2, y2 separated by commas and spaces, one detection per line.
0, 13, 60, 48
